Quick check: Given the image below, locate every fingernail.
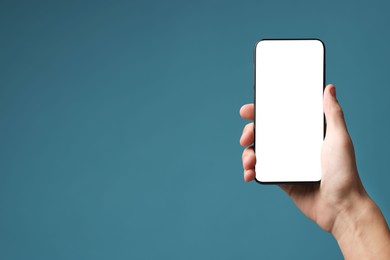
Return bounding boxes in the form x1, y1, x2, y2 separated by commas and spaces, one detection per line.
330, 86, 336, 97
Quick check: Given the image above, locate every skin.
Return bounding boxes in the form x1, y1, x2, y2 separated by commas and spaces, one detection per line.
240, 84, 390, 259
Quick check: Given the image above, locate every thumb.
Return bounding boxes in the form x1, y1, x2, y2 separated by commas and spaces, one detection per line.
324, 84, 347, 133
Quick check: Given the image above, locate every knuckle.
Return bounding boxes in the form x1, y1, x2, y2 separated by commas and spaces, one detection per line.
338, 132, 353, 148
333, 105, 344, 119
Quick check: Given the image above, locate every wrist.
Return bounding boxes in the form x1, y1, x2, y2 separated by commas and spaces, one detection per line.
331, 190, 372, 240
331, 191, 390, 259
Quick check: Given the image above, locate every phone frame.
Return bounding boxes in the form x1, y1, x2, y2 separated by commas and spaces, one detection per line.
253, 38, 326, 185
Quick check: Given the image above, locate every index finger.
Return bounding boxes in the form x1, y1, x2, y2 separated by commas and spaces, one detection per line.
240, 104, 254, 120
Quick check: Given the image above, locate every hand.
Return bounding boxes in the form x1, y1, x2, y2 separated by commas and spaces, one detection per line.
240, 84, 390, 259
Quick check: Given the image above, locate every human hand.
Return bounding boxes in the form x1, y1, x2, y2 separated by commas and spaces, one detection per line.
240, 84, 390, 259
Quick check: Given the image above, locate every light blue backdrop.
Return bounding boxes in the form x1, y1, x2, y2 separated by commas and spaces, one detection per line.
1, 0, 389, 259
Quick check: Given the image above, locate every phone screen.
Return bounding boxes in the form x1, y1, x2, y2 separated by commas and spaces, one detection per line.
255, 39, 324, 183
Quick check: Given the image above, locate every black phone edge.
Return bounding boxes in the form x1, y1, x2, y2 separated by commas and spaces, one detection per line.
253, 38, 326, 185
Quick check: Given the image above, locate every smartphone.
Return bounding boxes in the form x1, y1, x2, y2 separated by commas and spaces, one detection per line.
254, 39, 325, 183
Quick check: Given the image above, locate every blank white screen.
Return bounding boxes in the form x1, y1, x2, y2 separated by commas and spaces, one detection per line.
255, 39, 324, 183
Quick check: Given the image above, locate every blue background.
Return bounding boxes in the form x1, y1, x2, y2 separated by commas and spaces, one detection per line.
1, 0, 389, 259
